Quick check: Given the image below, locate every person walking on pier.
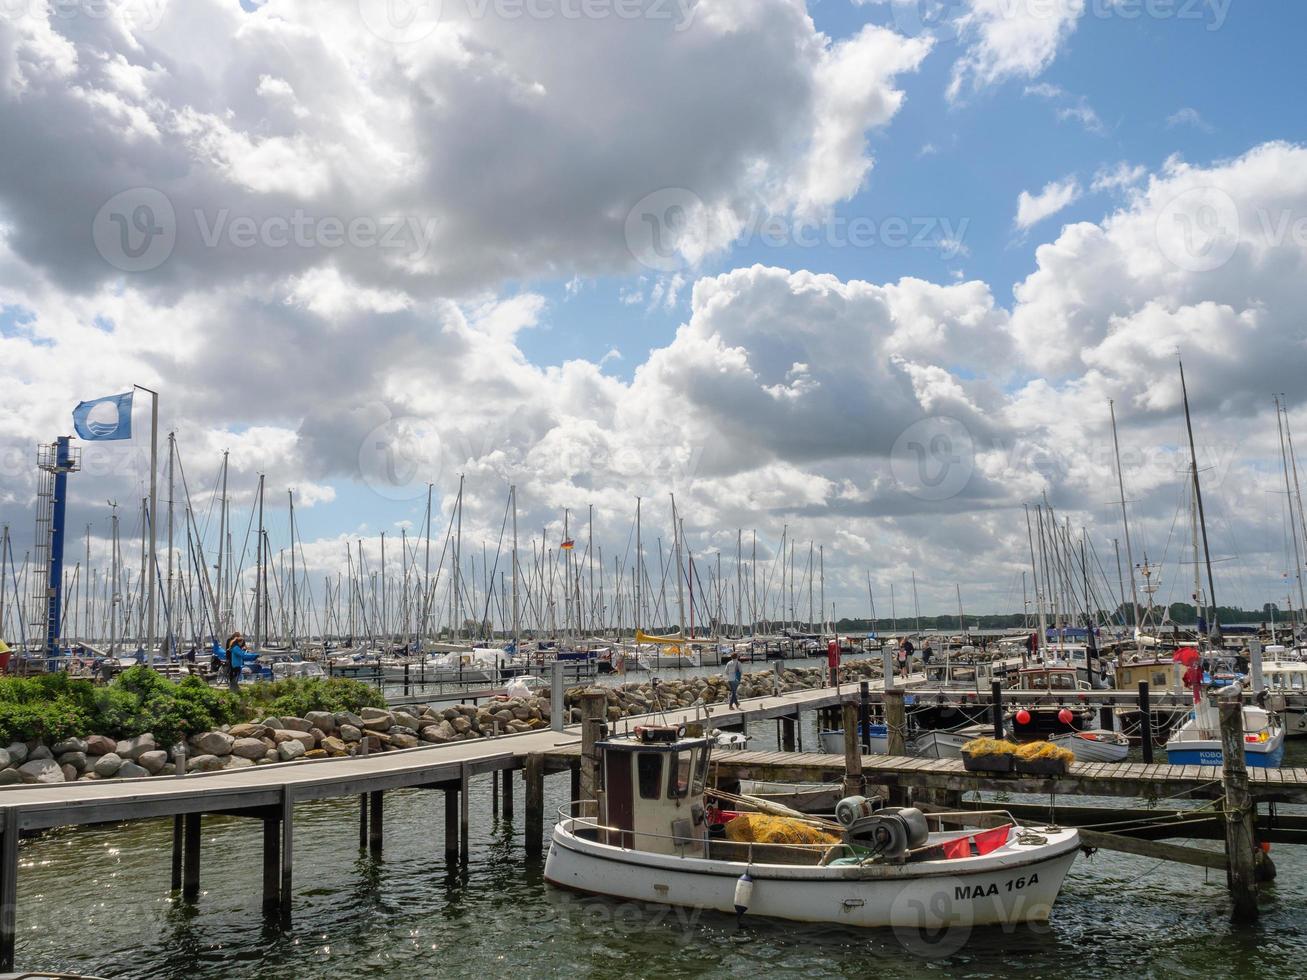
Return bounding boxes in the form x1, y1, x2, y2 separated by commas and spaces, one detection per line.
898, 637, 913, 679
725, 653, 742, 709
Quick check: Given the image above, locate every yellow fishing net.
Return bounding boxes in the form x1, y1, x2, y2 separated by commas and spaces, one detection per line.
1014, 741, 1075, 763
723, 813, 840, 846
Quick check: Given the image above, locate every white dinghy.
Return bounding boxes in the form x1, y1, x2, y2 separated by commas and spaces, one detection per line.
545, 727, 1081, 929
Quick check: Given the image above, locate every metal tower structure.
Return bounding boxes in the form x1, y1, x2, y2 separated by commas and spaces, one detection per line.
30, 437, 81, 655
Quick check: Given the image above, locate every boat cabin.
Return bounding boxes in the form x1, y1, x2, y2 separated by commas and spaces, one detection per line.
1016, 667, 1089, 693
1114, 655, 1182, 693
1263, 661, 1307, 693
599, 728, 712, 856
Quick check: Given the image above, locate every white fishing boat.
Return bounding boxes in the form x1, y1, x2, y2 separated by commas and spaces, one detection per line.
1047, 729, 1130, 762
1263, 661, 1307, 738
1165, 701, 1285, 767
545, 727, 1080, 928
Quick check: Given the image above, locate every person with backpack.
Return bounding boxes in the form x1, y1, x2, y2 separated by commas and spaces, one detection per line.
725, 653, 743, 708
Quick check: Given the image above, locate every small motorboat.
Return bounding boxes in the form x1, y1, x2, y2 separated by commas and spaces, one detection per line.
1164, 701, 1285, 768
818, 723, 889, 755
1048, 729, 1130, 763
545, 727, 1081, 928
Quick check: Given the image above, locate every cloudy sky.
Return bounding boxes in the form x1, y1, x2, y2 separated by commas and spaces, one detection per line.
2, 0, 1306, 633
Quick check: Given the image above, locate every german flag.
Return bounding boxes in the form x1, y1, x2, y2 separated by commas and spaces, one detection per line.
560, 539, 575, 550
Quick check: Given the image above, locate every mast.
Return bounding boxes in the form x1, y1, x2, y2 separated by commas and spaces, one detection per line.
1110, 400, 1142, 652
254, 475, 265, 648
217, 450, 228, 639
511, 485, 520, 651
424, 483, 433, 647
736, 530, 742, 639
911, 570, 921, 634
165, 433, 175, 656
819, 545, 825, 634
670, 494, 686, 635
1025, 503, 1046, 657
1283, 402, 1307, 632
109, 503, 119, 655
1276, 396, 1307, 617
635, 497, 642, 635
1179, 358, 1220, 643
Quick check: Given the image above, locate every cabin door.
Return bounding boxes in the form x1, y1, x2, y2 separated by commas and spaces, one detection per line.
604, 753, 634, 848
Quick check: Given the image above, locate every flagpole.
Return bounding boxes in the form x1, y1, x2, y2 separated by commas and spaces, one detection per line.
134, 385, 158, 656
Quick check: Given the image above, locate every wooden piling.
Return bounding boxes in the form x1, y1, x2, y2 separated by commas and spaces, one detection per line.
444, 786, 459, 862
501, 768, 514, 820
1139, 682, 1154, 763
368, 791, 383, 857
358, 794, 368, 851
170, 814, 183, 891
884, 688, 906, 756
859, 681, 870, 752
261, 813, 280, 917
1, 808, 17, 972
579, 691, 607, 812
991, 680, 1004, 739
182, 812, 201, 902
1218, 697, 1259, 921
841, 702, 864, 798
525, 753, 545, 857
459, 767, 470, 861
279, 790, 293, 929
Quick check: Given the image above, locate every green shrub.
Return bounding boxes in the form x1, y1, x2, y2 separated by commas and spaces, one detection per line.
0, 667, 383, 746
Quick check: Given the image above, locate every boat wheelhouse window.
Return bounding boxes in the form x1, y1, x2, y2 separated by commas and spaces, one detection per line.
637, 753, 663, 799
1153, 673, 1168, 687
691, 746, 709, 797
669, 748, 696, 799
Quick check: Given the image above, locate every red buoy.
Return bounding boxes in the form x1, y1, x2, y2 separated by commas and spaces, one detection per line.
1015, 709, 1031, 725
1058, 708, 1074, 725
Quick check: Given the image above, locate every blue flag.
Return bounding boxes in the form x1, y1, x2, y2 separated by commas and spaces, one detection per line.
72, 391, 133, 441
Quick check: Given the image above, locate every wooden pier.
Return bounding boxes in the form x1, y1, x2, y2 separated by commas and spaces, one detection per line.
0, 677, 1298, 969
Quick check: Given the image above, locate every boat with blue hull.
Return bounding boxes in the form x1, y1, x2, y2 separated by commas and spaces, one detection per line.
1164, 702, 1285, 768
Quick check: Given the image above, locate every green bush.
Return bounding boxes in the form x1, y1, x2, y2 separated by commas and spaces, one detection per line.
237, 677, 387, 720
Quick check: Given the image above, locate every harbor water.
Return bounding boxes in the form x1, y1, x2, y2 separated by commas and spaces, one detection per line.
11, 706, 1307, 979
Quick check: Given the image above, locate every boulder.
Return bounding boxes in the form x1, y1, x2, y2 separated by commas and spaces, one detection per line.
305, 711, 336, 732
339, 724, 362, 743
0, 768, 22, 785
389, 732, 419, 749
419, 725, 451, 744
228, 723, 270, 739
52, 736, 88, 755
271, 729, 310, 745
231, 737, 268, 760
361, 708, 394, 731
304, 749, 328, 760
511, 706, 532, 721
60, 764, 79, 782
450, 716, 472, 735
224, 756, 254, 769
93, 752, 124, 777
57, 750, 88, 772
190, 731, 235, 756
117, 761, 150, 779
263, 749, 280, 763
440, 707, 461, 721
29, 744, 53, 761
362, 733, 384, 752
115, 734, 156, 761
335, 711, 364, 729
5, 743, 28, 766
84, 734, 116, 756
277, 739, 307, 761
320, 736, 347, 755
278, 716, 313, 733
138, 750, 168, 775
393, 710, 422, 731
18, 759, 64, 783
186, 754, 225, 773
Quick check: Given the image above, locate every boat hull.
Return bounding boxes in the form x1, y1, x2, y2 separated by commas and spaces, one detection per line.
545, 821, 1080, 929
1049, 731, 1130, 763
1165, 740, 1285, 768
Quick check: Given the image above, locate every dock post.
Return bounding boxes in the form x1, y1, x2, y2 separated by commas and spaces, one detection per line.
550, 660, 565, 732
358, 795, 368, 850
459, 766, 470, 861
279, 790, 293, 929
525, 753, 545, 857
182, 812, 201, 902
1138, 682, 1154, 764
780, 714, 796, 752
1099, 704, 1114, 731
1218, 696, 1259, 922
884, 688, 906, 756
170, 814, 183, 891
262, 811, 281, 918
991, 680, 1004, 739
0, 808, 17, 972
859, 681, 870, 752
841, 702, 864, 798
501, 768, 514, 820
444, 787, 459, 862
368, 791, 383, 857
579, 690, 607, 813
492, 766, 500, 815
